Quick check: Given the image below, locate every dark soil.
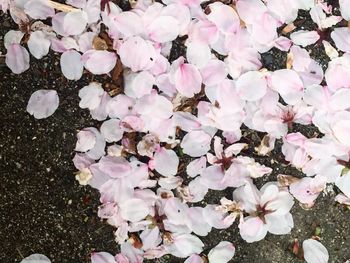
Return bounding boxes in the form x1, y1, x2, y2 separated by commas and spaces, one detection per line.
1, 7, 350, 263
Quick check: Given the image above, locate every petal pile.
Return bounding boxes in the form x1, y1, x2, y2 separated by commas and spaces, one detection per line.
8, 0, 350, 261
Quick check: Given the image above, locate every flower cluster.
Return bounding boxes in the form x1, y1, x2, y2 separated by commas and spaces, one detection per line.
3, 0, 350, 262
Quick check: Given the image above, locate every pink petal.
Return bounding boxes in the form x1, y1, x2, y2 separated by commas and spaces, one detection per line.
91, 252, 116, 263
6, 44, 30, 74
207, 2, 240, 34
113, 11, 144, 37
239, 216, 268, 243
236, 71, 268, 101
168, 234, 204, 258
331, 27, 350, 52
72, 153, 95, 170
27, 31, 50, 59
290, 30, 320, 47
173, 62, 202, 98
184, 254, 203, 263
90, 92, 111, 121
124, 71, 155, 98
147, 16, 179, 43
161, 4, 191, 36
119, 36, 156, 72
203, 205, 234, 229
289, 176, 326, 205
266, 0, 299, 23
332, 120, 350, 146
24, 0, 55, 19
4, 30, 24, 49
270, 69, 304, 105
107, 95, 136, 119
78, 82, 104, 110
154, 147, 179, 176
200, 59, 227, 86
140, 227, 162, 250
26, 90, 59, 119
75, 129, 96, 152
100, 119, 123, 143
186, 41, 211, 67
186, 157, 206, 177
120, 198, 149, 222
100, 178, 133, 203
82, 50, 117, 75
180, 130, 211, 157
340, 0, 350, 20
325, 55, 350, 90
336, 173, 350, 198
250, 12, 278, 46
200, 166, 226, 190
63, 10, 88, 35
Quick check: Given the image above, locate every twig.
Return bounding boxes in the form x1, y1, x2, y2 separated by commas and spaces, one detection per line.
16, 247, 24, 259
47, 0, 79, 12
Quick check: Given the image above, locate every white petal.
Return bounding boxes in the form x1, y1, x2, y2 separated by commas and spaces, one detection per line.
4, 30, 24, 49
82, 50, 117, 75
154, 148, 179, 176
63, 10, 88, 35
120, 198, 149, 222
21, 254, 51, 263
26, 90, 59, 119
24, 0, 55, 19
181, 131, 212, 157
236, 71, 267, 101
208, 241, 235, 263
27, 31, 50, 59
6, 44, 30, 74
100, 119, 123, 143
75, 129, 96, 152
290, 30, 320, 47
302, 239, 329, 263
78, 82, 104, 110
91, 252, 116, 263
60, 50, 84, 80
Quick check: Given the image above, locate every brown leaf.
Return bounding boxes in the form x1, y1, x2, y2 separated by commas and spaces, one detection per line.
99, 31, 114, 50
282, 23, 296, 34
111, 58, 124, 82
122, 132, 137, 154
92, 36, 108, 50
130, 234, 143, 249
286, 52, 293, 69
277, 174, 300, 187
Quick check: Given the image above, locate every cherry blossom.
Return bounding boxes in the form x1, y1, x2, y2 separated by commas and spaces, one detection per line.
3, 0, 350, 261
233, 182, 294, 242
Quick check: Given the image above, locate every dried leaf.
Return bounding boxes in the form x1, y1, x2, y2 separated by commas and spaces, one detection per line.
93, 36, 108, 50
255, 135, 275, 156
111, 58, 124, 82
286, 52, 293, 69
282, 23, 296, 34
130, 234, 143, 249
47, 0, 79, 12
277, 174, 300, 187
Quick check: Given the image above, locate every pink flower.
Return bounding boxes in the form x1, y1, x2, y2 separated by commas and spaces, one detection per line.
233, 182, 294, 242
